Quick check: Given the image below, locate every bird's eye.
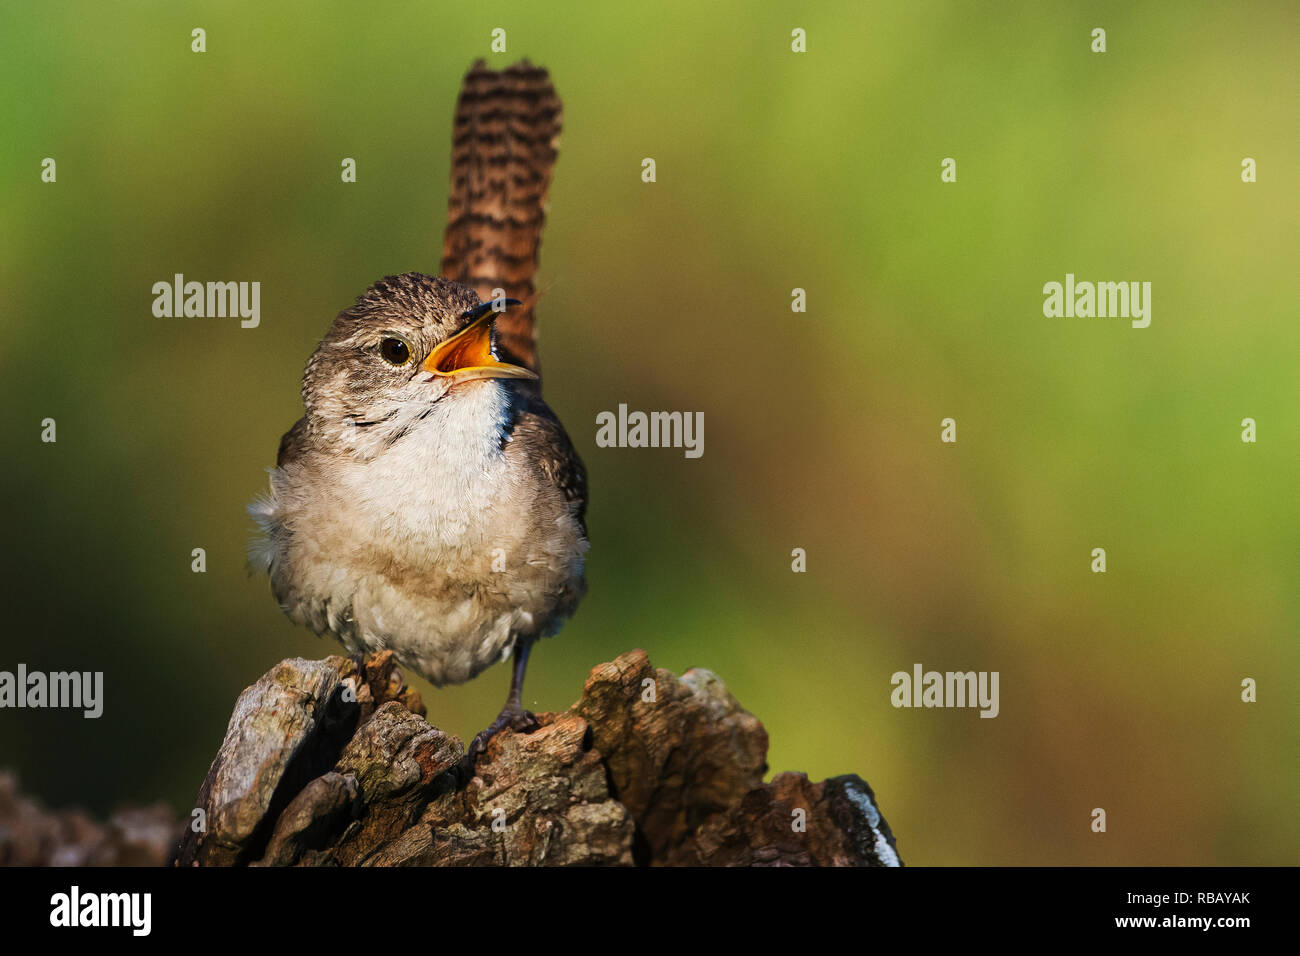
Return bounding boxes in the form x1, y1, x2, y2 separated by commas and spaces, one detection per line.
379, 337, 412, 365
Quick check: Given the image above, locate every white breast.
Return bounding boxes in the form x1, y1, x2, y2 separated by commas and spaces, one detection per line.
254, 381, 570, 685
335, 382, 515, 555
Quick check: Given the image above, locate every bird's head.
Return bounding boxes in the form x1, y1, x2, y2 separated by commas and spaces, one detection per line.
300, 273, 536, 454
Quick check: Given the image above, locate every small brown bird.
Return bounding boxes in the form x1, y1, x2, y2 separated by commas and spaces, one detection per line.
250, 61, 586, 765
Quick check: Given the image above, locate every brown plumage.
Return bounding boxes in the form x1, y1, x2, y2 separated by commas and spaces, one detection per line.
252, 62, 586, 772
440, 59, 562, 380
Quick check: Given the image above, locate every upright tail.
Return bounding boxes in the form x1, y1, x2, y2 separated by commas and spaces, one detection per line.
440, 59, 562, 384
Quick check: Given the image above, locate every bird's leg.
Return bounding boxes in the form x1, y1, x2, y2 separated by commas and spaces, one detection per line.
348, 649, 369, 676
458, 637, 540, 779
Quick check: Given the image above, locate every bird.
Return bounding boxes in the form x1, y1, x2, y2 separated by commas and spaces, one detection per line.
249, 60, 586, 769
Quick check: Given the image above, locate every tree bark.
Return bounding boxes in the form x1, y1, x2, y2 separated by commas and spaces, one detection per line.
174, 649, 903, 867
0, 772, 177, 867
0, 650, 902, 867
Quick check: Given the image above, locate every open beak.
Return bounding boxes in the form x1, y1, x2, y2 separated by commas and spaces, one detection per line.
420, 313, 538, 383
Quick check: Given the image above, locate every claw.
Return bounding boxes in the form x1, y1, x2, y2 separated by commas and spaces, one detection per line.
455, 705, 540, 784
453, 636, 541, 787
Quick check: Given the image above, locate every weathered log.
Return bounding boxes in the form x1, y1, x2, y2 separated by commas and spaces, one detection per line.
174, 649, 902, 867
0, 771, 178, 867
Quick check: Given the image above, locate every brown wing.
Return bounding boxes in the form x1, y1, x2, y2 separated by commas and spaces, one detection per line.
509, 396, 587, 535
440, 59, 562, 383
276, 416, 310, 468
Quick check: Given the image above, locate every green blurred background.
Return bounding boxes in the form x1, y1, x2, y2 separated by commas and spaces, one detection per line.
2, 1, 1297, 865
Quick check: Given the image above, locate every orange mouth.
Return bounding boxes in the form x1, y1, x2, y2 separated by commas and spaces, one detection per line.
420, 313, 537, 383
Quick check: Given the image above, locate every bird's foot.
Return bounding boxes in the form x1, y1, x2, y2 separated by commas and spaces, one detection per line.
455, 705, 540, 784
